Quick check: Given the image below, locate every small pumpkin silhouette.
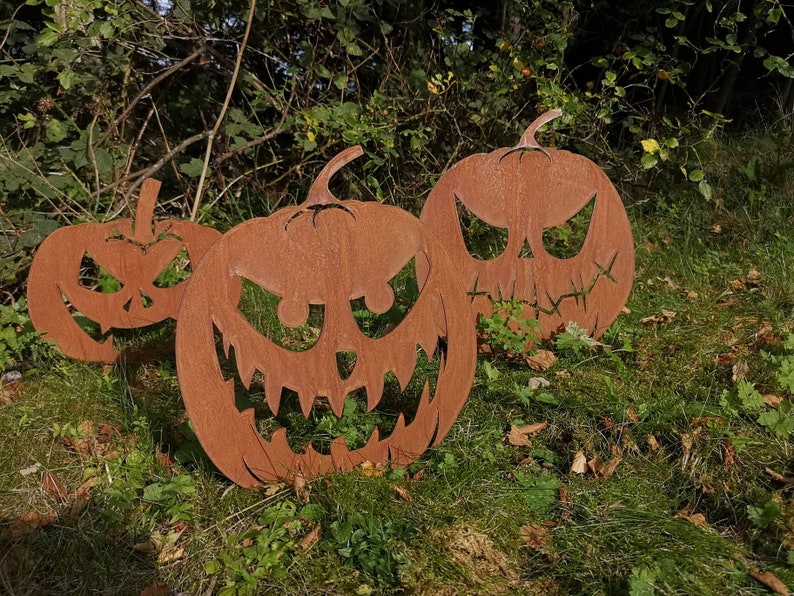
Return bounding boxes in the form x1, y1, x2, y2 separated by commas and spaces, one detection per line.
419, 109, 634, 339
27, 179, 221, 362
175, 146, 476, 486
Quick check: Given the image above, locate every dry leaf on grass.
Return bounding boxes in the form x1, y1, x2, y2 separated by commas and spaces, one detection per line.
517, 422, 548, 436
640, 310, 676, 326
358, 461, 385, 478
393, 485, 412, 503
292, 474, 310, 502
300, 524, 322, 550
570, 451, 587, 475
560, 487, 573, 520
750, 570, 789, 595
764, 467, 794, 485
41, 472, 68, 501
528, 377, 550, 390
508, 426, 532, 447
525, 350, 557, 371
520, 524, 551, 550
599, 456, 622, 478
646, 435, 660, 452
763, 394, 783, 409
626, 408, 639, 423
675, 510, 708, 526
9, 511, 56, 539
139, 582, 170, 596
732, 361, 750, 382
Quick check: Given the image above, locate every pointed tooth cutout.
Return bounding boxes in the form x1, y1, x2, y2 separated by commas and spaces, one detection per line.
264, 376, 283, 416
235, 346, 258, 390
298, 390, 315, 418
365, 370, 385, 412
393, 342, 418, 392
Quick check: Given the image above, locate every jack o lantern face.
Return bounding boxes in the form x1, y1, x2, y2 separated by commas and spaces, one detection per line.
420, 110, 634, 339
27, 179, 221, 362
175, 148, 476, 486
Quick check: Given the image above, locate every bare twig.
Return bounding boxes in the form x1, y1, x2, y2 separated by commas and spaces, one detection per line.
98, 46, 204, 147
94, 130, 211, 199
189, 0, 256, 221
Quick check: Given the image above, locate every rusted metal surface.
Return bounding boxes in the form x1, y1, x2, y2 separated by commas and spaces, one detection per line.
420, 109, 635, 340
175, 146, 477, 486
27, 178, 221, 362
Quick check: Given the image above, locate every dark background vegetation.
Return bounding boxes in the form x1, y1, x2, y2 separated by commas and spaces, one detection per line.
1, 0, 792, 302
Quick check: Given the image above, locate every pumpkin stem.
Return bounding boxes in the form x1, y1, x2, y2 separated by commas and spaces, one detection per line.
303, 145, 365, 208
514, 108, 563, 151
133, 178, 161, 244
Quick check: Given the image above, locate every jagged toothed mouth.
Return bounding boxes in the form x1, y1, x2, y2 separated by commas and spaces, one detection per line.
214, 329, 445, 455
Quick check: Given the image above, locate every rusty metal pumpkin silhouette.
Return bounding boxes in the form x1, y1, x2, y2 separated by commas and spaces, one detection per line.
27, 179, 221, 362
175, 146, 476, 486
419, 110, 635, 339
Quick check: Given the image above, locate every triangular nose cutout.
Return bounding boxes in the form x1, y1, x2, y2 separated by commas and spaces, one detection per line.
336, 351, 357, 381
519, 238, 535, 259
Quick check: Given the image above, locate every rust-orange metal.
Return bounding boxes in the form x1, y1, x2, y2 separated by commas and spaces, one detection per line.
27, 179, 221, 362
419, 109, 635, 340
175, 146, 477, 486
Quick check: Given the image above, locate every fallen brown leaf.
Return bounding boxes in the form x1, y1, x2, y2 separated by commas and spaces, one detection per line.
41, 472, 68, 502
715, 352, 737, 364
723, 440, 737, 470
646, 435, 660, 452
358, 461, 385, 478
587, 457, 602, 476
157, 544, 185, 564
599, 456, 622, 478
10, 511, 56, 539
393, 485, 413, 503
729, 278, 746, 291
300, 524, 322, 550
732, 361, 750, 382
559, 487, 572, 520
515, 422, 548, 436
626, 408, 639, 423
525, 350, 557, 371
520, 524, 551, 550
746, 269, 762, 286
507, 426, 532, 447
675, 511, 708, 526
685, 290, 699, 299
292, 474, 310, 501
133, 535, 162, 555
750, 570, 788, 595
570, 451, 587, 475
70, 477, 97, 517
764, 467, 794, 485
528, 377, 550, 390
140, 582, 170, 596
763, 394, 783, 409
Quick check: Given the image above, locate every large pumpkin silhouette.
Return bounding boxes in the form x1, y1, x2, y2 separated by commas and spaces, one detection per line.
175, 146, 476, 486
27, 179, 221, 362
419, 109, 634, 339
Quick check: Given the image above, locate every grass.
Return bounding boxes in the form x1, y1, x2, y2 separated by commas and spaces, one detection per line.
2, 131, 794, 594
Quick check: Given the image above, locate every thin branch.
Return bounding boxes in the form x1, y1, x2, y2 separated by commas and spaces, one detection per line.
94, 130, 211, 198
214, 108, 289, 166
98, 47, 204, 147
189, 0, 256, 221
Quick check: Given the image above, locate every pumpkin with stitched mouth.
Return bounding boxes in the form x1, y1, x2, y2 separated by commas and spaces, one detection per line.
27, 179, 221, 362
419, 109, 635, 340
175, 146, 476, 486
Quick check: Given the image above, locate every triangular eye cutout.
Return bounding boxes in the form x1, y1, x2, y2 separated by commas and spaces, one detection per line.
153, 247, 193, 288
78, 253, 122, 293
455, 195, 508, 261
542, 193, 596, 259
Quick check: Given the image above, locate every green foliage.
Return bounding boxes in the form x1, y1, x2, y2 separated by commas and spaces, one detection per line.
477, 299, 540, 358
207, 500, 305, 594
513, 470, 561, 517
0, 297, 47, 369
555, 322, 597, 357
327, 511, 410, 586
747, 500, 781, 529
